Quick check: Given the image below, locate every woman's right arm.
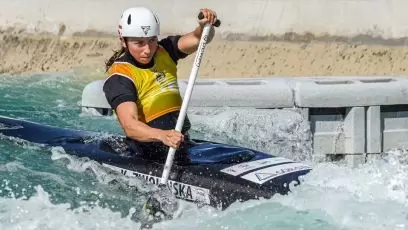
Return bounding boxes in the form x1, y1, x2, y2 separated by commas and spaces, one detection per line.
115, 101, 184, 148
103, 75, 184, 148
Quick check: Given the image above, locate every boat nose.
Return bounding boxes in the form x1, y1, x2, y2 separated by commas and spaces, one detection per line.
257, 167, 311, 195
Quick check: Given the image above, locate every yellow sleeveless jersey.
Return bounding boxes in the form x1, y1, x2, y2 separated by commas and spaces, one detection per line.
107, 47, 182, 123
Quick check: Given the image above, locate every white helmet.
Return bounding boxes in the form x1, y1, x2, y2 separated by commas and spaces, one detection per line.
118, 7, 160, 38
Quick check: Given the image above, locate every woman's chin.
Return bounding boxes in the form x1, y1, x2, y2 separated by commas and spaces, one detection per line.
138, 57, 152, 64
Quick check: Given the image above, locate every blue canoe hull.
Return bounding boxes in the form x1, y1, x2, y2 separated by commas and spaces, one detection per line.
0, 115, 312, 209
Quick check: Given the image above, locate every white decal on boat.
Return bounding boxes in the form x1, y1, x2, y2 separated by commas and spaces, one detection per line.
103, 164, 211, 204
220, 157, 293, 176
240, 162, 311, 184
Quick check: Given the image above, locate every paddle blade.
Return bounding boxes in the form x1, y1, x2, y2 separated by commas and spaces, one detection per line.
139, 184, 179, 229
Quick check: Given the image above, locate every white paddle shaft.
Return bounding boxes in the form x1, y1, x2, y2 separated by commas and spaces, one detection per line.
160, 23, 212, 185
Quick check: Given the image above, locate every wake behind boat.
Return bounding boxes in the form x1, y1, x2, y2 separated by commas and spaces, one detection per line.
0, 114, 311, 210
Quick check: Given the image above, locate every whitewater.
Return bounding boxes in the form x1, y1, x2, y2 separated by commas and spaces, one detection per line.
0, 71, 407, 230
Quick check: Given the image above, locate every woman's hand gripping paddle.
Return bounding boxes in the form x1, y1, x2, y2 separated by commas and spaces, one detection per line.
139, 12, 221, 229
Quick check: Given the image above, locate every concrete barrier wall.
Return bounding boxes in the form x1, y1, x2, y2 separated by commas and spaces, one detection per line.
179, 76, 408, 108
81, 76, 408, 166
176, 76, 408, 166
3, 0, 408, 39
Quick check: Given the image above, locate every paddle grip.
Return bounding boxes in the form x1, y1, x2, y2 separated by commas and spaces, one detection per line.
198, 12, 221, 27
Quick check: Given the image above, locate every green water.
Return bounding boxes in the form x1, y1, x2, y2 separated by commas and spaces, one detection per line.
0, 72, 407, 230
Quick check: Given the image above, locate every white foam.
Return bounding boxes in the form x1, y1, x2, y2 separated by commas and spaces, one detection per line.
0, 185, 138, 230
50, 146, 157, 194
271, 149, 408, 230
188, 107, 313, 162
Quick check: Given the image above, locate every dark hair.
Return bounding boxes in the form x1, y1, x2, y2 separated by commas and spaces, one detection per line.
105, 46, 126, 72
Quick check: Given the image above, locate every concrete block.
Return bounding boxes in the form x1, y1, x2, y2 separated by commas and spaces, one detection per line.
344, 107, 365, 154
383, 130, 408, 151
309, 113, 345, 154
382, 109, 408, 151
313, 132, 345, 155
178, 78, 294, 108
366, 106, 382, 153
294, 77, 408, 107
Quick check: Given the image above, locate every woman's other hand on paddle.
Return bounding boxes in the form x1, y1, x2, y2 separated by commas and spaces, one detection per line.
197, 8, 218, 27
178, 8, 219, 54
160, 129, 184, 149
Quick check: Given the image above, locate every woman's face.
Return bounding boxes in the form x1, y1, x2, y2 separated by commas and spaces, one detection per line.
123, 36, 158, 64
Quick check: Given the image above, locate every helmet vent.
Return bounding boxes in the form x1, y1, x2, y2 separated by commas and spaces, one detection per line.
127, 14, 132, 25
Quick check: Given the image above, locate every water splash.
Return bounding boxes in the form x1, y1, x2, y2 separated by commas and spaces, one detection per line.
188, 107, 313, 162
0, 185, 139, 230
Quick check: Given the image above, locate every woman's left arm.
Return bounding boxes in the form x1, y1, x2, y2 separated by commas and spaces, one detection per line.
177, 8, 219, 55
